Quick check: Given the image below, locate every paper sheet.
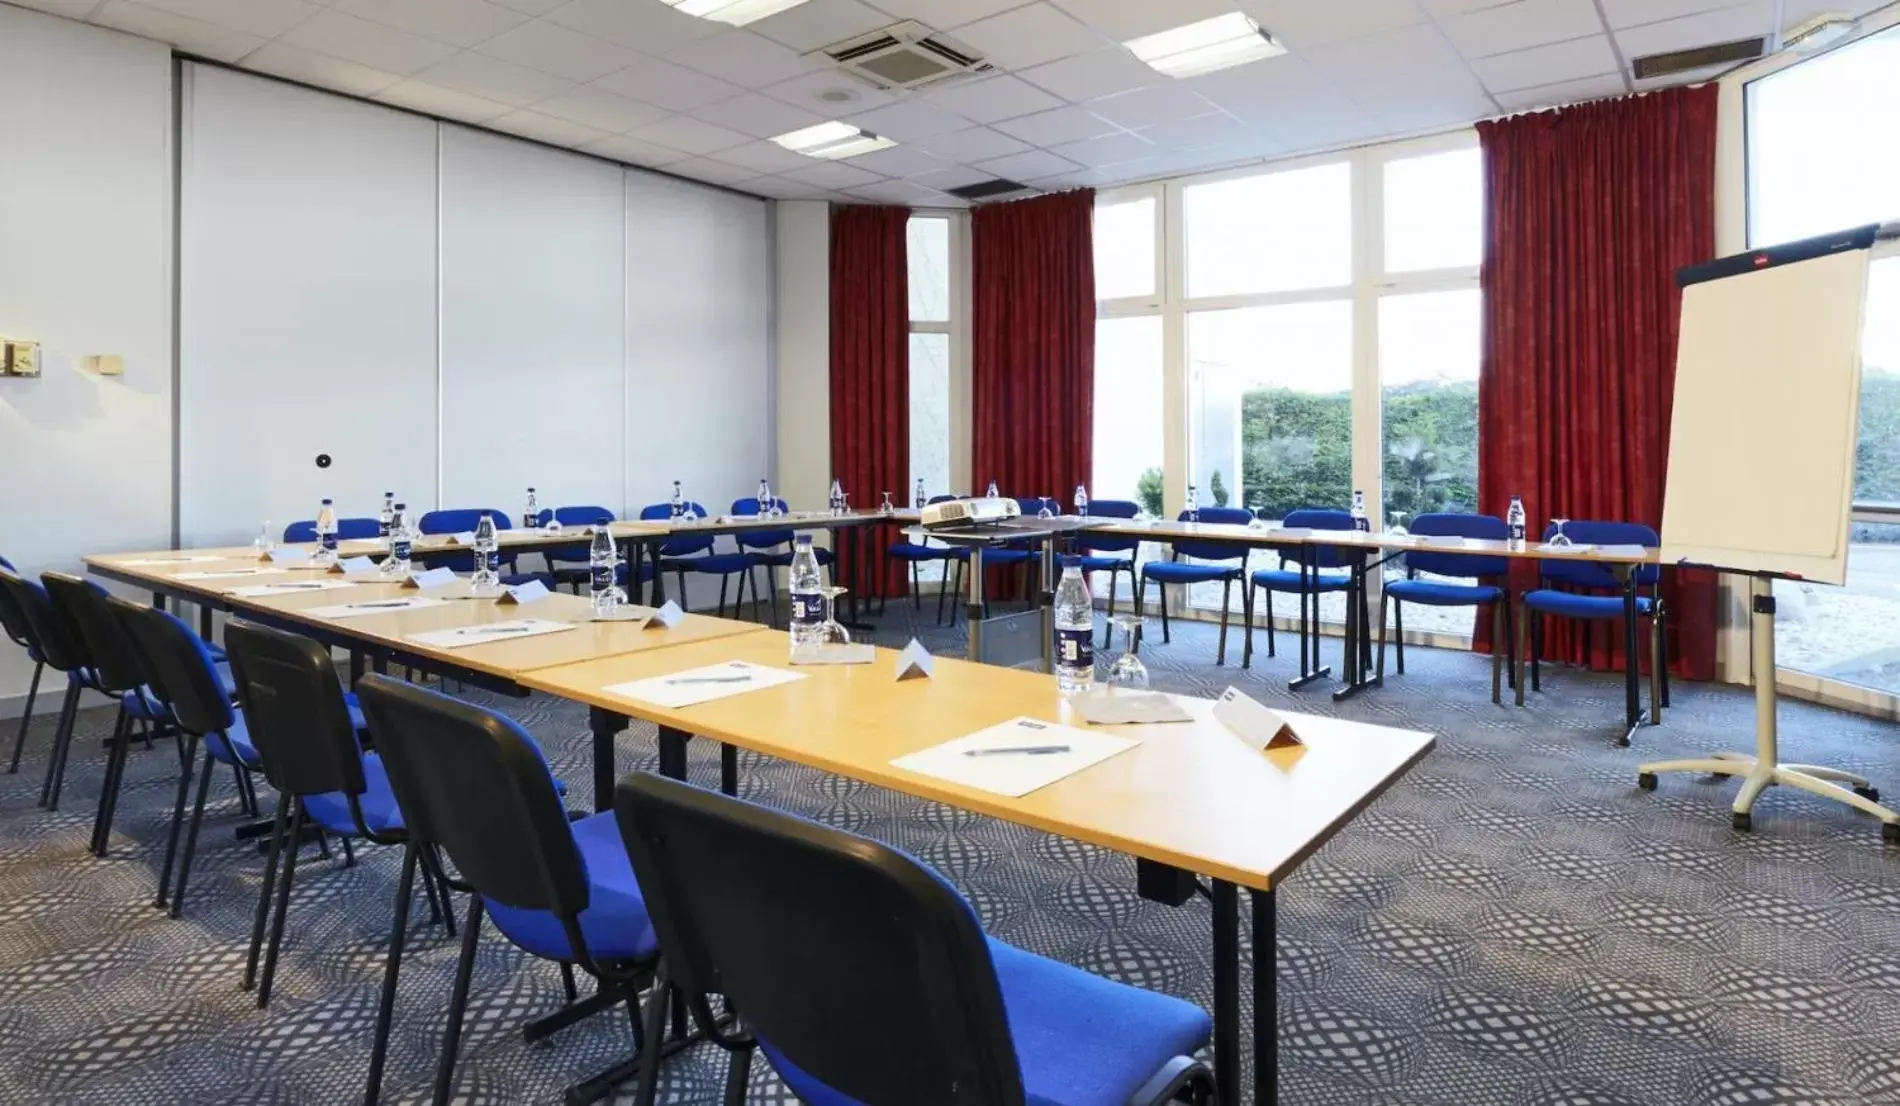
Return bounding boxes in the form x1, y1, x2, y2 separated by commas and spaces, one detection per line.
890, 717, 1138, 798
174, 568, 275, 580
304, 596, 448, 619
406, 619, 577, 650
604, 660, 807, 709
229, 580, 359, 598
118, 555, 226, 566
789, 643, 877, 666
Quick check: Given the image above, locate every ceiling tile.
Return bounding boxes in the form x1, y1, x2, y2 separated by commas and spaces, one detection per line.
844, 178, 957, 204
629, 114, 753, 154
740, 174, 835, 198
329, 0, 529, 48
1050, 0, 1237, 41
664, 30, 823, 87
413, 49, 575, 105
476, 17, 640, 81
593, 57, 745, 111
713, 140, 823, 173
1417, 0, 1509, 15
1023, 166, 1115, 189
841, 142, 951, 177
908, 164, 995, 190
992, 104, 1119, 145
1304, 21, 1472, 83
127, 0, 319, 38
918, 126, 1032, 161
842, 98, 971, 141
864, 0, 1035, 29
15, 0, 109, 17
669, 156, 764, 185
374, 79, 514, 121
1044, 129, 1155, 167
1361, 68, 1498, 131
488, 0, 564, 12
1469, 34, 1619, 91
532, 85, 669, 132
580, 132, 691, 165
1017, 48, 1157, 102
1436, 0, 1606, 58
781, 159, 886, 188
489, 108, 608, 145
921, 74, 1063, 123
973, 148, 1082, 179
88, 0, 264, 62
1133, 111, 1251, 150
278, 9, 461, 75
544, 0, 722, 52
760, 69, 898, 116
240, 43, 407, 96
1237, 0, 1427, 49
1614, 3, 1776, 60
689, 91, 826, 138
1596, 0, 1734, 29
749, 0, 891, 52
1491, 70, 1628, 111
953, 2, 1108, 70
1086, 82, 1220, 130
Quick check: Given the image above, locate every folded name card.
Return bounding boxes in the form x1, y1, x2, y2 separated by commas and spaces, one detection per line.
1420, 535, 1469, 548
1597, 544, 1650, 559
446, 532, 477, 546
894, 639, 934, 681
329, 556, 377, 575
401, 567, 457, 590
1212, 687, 1303, 752
498, 579, 551, 605
790, 643, 876, 666
1270, 527, 1312, 539
1070, 690, 1193, 725
1536, 542, 1595, 553
643, 600, 685, 630
266, 547, 312, 565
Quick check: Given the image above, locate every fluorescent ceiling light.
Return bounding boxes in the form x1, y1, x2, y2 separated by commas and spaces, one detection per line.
771, 121, 897, 160
1126, 12, 1286, 79
664, 0, 810, 28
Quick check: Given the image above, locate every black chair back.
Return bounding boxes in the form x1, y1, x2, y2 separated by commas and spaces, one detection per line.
0, 566, 37, 651
0, 570, 85, 674
113, 599, 235, 737
613, 772, 1023, 1105
223, 620, 366, 799
42, 573, 145, 695
352, 675, 586, 920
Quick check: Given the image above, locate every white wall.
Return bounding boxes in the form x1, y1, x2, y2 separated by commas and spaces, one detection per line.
0, 8, 173, 713
774, 201, 831, 522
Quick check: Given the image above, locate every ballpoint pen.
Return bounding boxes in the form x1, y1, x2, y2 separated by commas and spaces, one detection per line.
346, 600, 413, 610
963, 745, 1071, 757
455, 625, 534, 636
664, 674, 754, 685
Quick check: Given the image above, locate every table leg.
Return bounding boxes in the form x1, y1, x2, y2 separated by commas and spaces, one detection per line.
657, 725, 690, 782
198, 602, 213, 642
1212, 879, 1240, 1105
349, 651, 365, 687
1331, 554, 1383, 703
1255, 887, 1277, 1105
1620, 567, 1643, 746
838, 523, 876, 632
1288, 555, 1333, 692
1040, 536, 1056, 674
153, 593, 166, 612
587, 707, 627, 812
646, 539, 666, 607
720, 743, 738, 796
966, 547, 987, 663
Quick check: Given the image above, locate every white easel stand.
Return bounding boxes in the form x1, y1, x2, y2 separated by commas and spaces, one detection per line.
1637, 574, 1900, 842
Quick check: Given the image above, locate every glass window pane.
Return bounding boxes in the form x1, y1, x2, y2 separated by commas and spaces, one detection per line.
907, 216, 950, 322
1748, 25, 1900, 247
1776, 520, 1900, 693
1092, 316, 1164, 513
1383, 147, 1482, 274
1856, 257, 1900, 505
909, 332, 950, 501
1094, 197, 1157, 301
1184, 162, 1352, 298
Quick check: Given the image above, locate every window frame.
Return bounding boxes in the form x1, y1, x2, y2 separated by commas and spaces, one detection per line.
1095, 182, 1167, 317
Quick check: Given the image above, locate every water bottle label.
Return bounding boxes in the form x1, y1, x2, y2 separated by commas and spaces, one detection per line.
393, 540, 411, 561
1509, 523, 1526, 543
523, 513, 535, 529
379, 520, 391, 538
484, 550, 500, 573
790, 593, 822, 626
1055, 627, 1094, 669
321, 533, 339, 551
591, 564, 613, 592
1354, 517, 1370, 533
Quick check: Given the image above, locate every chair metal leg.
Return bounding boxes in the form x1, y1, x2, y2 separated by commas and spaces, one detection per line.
1504, 597, 1517, 691
39, 681, 80, 810
1656, 606, 1671, 708
1216, 576, 1232, 666
715, 576, 729, 619
1266, 590, 1276, 658
1393, 599, 1406, 675
257, 803, 306, 1008
90, 708, 132, 857
1530, 611, 1542, 692
155, 734, 199, 910
1103, 566, 1120, 649
633, 965, 671, 1106
1490, 602, 1504, 705
723, 1041, 754, 1106
364, 844, 418, 1106
7, 660, 41, 774
168, 748, 219, 919
1650, 609, 1665, 725
432, 893, 485, 1106
912, 563, 923, 612
1243, 582, 1254, 669
1514, 599, 1530, 707
421, 845, 458, 938
1157, 576, 1171, 642
244, 791, 292, 994
1375, 589, 1389, 680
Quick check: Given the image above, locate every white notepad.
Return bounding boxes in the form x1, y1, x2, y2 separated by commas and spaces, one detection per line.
406, 619, 576, 649
229, 580, 359, 598
304, 596, 448, 619
605, 660, 807, 709
891, 717, 1138, 798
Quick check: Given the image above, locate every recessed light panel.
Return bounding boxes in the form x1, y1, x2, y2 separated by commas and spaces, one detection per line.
1125, 12, 1286, 79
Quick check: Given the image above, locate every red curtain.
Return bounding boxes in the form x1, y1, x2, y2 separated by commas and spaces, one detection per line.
971, 189, 1096, 505
829, 204, 910, 598
1474, 85, 1719, 680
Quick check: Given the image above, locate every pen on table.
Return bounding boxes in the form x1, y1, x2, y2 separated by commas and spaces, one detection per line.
664, 674, 754, 686
455, 625, 534, 637
346, 600, 412, 610
963, 745, 1071, 757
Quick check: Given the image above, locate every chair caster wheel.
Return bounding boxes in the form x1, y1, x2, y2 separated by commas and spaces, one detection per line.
1637, 772, 1657, 792
1854, 786, 1880, 802
1731, 811, 1752, 832
1885, 821, 1899, 845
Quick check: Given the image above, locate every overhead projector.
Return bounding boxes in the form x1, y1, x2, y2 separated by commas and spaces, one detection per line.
920, 497, 1022, 530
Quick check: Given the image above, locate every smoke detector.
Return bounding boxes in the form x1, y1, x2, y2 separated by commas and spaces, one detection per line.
812, 21, 993, 91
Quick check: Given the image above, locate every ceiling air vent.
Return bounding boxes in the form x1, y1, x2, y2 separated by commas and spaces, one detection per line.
1631, 36, 1768, 80
946, 179, 1034, 203
814, 21, 993, 91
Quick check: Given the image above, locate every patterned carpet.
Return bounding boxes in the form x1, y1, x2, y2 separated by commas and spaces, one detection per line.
4, 610, 1900, 1106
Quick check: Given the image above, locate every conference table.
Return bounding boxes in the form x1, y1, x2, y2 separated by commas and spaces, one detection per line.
85, 541, 1437, 1106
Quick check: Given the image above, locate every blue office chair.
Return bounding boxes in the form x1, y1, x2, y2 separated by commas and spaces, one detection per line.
416, 508, 521, 575
1381, 513, 1515, 703
0, 570, 100, 809
1072, 500, 1142, 647
968, 496, 1046, 609
885, 493, 967, 627
1517, 520, 1669, 728
731, 497, 834, 628
284, 518, 383, 543
1245, 509, 1355, 673
0, 557, 48, 777
353, 675, 664, 1106
537, 506, 617, 592
1139, 507, 1254, 665
612, 771, 1217, 1106
640, 502, 754, 618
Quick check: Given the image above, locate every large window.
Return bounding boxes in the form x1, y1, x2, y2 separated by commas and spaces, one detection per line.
1749, 23, 1900, 693
907, 216, 952, 506
1183, 162, 1352, 298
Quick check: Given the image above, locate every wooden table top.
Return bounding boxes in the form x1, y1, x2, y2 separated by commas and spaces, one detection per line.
522, 632, 1436, 890
1079, 519, 1660, 565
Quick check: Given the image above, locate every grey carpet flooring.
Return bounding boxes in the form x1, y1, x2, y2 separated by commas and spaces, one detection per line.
3, 610, 1900, 1106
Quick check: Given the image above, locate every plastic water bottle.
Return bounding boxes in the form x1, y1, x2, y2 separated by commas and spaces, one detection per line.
1186, 484, 1200, 523
788, 533, 824, 651
914, 478, 926, 509
387, 504, 412, 577
1054, 558, 1095, 696
1507, 495, 1527, 550
523, 488, 539, 530
670, 480, 685, 519
589, 522, 617, 615
986, 479, 999, 499
1350, 490, 1370, 533
314, 499, 339, 563
1074, 484, 1089, 519
757, 477, 773, 515
828, 478, 845, 516
472, 512, 500, 588
379, 492, 395, 541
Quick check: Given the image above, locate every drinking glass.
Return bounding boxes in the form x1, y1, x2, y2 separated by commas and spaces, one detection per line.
253, 522, 275, 556
818, 586, 851, 646
1105, 615, 1149, 689
1389, 511, 1409, 536
1037, 497, 1056, 520
879, 491, 895, 515
1548, 519, 1573, 548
